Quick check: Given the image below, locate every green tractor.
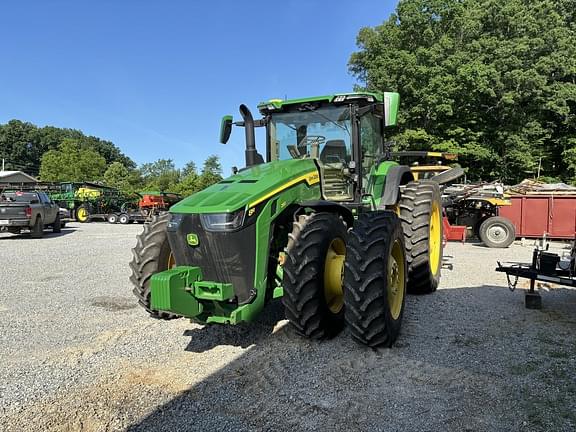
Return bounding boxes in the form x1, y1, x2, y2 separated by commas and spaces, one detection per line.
130, 92, 443, 347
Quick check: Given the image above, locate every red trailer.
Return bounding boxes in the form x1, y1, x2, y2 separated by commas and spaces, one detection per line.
499, 195, 576, 239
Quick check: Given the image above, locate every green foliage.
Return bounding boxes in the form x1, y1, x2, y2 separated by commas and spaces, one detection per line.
197, 155, 223, 191
0, 119, 223, 195
0, 120, 134, 176
103, 162, 143, 194
138, 155, 222, 197
139, 159, 180, 192
349, 0, 576, 184
39, 139, 107, 182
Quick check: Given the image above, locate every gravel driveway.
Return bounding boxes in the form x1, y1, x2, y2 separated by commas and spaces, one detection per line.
0, 222, 575, 431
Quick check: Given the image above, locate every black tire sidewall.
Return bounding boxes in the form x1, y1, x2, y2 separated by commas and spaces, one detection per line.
31, 217, 44, 238
479, 216, 515, 248
344, 211, 407, 347
53, 214, 61, 233
282, 213, 347, 338
383, 222, 407, 336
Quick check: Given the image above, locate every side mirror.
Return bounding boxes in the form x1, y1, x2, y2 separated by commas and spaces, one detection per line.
220, 115, 233, 144
383, 92, 399, 127
30, 199, 39, 204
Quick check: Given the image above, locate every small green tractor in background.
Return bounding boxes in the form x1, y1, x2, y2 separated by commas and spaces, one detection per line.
130, 92, 443, 347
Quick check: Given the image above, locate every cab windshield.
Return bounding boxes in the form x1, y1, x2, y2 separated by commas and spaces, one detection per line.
269, 106, 352, 163
269, 105, 354, 201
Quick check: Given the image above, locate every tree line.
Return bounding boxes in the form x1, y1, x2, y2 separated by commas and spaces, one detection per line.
0, 120, 222, 196
350, 0, 576, 184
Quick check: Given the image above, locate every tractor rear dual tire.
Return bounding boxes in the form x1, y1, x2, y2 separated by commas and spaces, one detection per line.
399, 181, 443, 295
129, 213, 179, 320
344, 212, 407, 347
282, 213, 347, 339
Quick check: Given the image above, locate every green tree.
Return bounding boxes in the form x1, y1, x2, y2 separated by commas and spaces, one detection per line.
349, 0, 576, 184
181, 161, 197, 178
140, 158, 180, 191
39, 139, 107, 182
0, 119, 134, 177
172, 160, 200, 196
197, 155, 223, 190
103, 162, 142, 194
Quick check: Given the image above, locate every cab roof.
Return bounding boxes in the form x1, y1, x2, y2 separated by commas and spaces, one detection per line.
257, 91, 385, 114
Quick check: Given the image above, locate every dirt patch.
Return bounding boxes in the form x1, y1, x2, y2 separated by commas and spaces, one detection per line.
90, 296, 137, 311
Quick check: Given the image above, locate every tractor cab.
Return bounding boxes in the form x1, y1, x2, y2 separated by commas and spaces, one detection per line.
221, 92, 400, 205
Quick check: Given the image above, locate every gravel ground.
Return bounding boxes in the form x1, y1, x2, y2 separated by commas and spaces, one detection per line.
0, 222, 575, 431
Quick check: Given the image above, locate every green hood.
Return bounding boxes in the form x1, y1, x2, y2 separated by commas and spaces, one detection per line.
170, 159, 320, 214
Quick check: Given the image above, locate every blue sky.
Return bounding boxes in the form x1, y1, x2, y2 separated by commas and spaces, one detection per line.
0, 1, 396, 174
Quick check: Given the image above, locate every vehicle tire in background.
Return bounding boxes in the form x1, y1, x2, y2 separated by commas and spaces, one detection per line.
282, 213, 347, 339
119, 214, 129, 224
479, 216, 515, 248
107, 213, 118, 224
129, 213, 179, 319
31, 217, 44, 238
76, 205, 90, 223
399, 180, 443, 294
52, 214, 61, 233
344, 211, 407, 347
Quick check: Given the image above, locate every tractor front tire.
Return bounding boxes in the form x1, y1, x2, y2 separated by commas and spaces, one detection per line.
282, 213, 347, 339
399, 181, 443, 294
344, 212, 407, 347
129, 212, 179, 320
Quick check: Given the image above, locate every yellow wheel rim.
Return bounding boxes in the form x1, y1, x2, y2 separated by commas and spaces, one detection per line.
77, 208, 88, 222
323, 238, 346, 314
388, 239, 405, 320
167, 252, 176, 269
429, 200, 442, 276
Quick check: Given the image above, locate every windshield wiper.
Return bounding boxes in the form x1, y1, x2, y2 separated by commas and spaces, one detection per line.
300, 104, 351, 137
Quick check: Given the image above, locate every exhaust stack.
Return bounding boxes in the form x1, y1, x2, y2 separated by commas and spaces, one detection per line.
239, 104, 259, 167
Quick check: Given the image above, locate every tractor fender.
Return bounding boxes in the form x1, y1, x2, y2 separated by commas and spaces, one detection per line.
299, 201, 354, 227
379, 166, 414, 207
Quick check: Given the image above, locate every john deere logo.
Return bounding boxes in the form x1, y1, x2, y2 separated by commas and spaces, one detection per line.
187, 233, 199, 246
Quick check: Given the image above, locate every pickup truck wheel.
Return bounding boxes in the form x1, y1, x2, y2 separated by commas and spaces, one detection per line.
31, 217, 44, 238
52, 214, 62, 233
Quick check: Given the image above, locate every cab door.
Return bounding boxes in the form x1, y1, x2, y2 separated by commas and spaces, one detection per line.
39, 192, 57, 222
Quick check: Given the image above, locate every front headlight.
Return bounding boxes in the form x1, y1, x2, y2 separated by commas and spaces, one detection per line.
200, 208, 245, 232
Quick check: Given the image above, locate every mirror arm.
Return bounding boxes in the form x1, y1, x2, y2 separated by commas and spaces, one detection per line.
234, 119, 267, 128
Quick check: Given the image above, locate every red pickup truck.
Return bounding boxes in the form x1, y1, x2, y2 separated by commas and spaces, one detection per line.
0, 191, 61, 238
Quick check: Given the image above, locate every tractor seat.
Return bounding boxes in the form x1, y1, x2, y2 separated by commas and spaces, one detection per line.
320, 140, 348, 164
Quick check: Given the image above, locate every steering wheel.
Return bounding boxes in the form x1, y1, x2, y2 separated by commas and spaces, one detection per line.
293, 135, 326, 159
